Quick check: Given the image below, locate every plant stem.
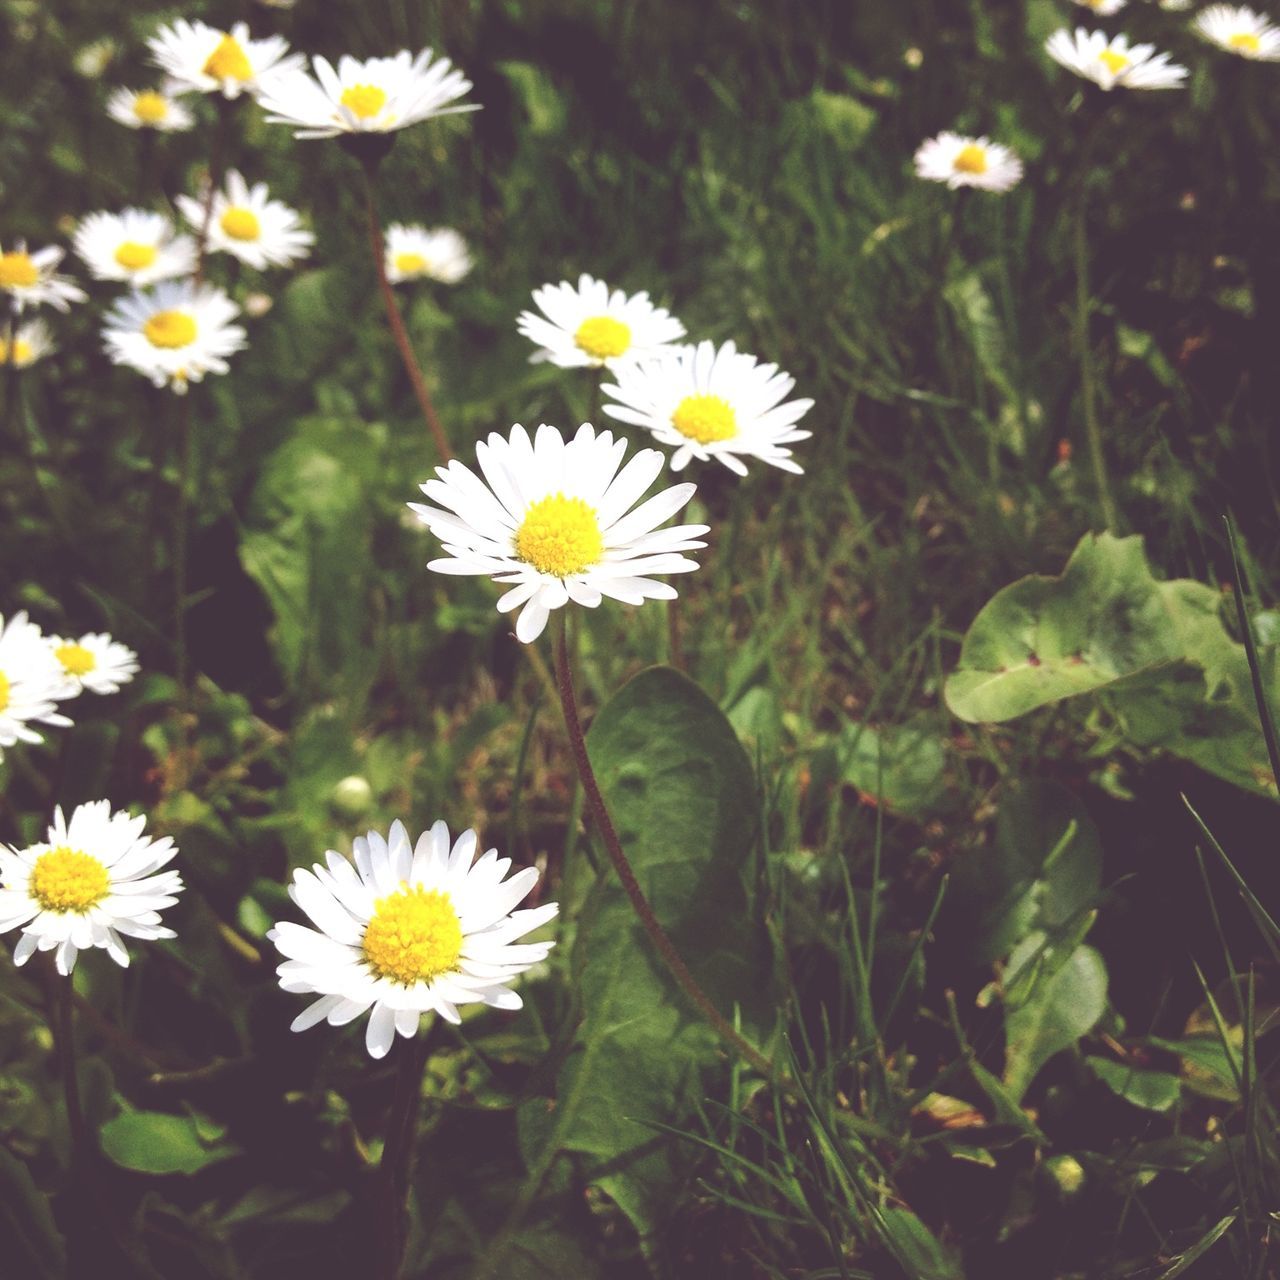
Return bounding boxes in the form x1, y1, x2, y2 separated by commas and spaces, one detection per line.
376, 1033, 428, 1280
46, 965, 88, 1166
172, 392, 195, 786
195, 97, 233, 284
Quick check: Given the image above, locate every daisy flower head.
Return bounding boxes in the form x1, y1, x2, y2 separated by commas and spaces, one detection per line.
385, 224, 472, 284
47, 632, 139, 699
517, 274, 686, 371
0, 318, 55, 369
603, 340, 813, 477
1194, 6, 1280, 59
103, 280, 246, 394
175, 170, 313, 270
0, 801, 182, 976
0, 240, 86, 313
147, 19, 301, 99
409, 423, 709, 643
73, 209, 196, 286
270, 819, 558, 1059
0, 612, 71, 762
1073, 0, 1127, 14
106, 86, 196, 132
1045, 28, 1188, 90
913, 132, 1024, 192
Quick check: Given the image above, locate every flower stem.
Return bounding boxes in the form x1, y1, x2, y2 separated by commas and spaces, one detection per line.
375, 1033, 428, 1280
172, 392, 195, 787
195, 97, 234, 285
45, 965, 88, 1166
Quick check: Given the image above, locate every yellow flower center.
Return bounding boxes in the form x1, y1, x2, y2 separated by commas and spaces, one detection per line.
202, 33, 252, 82
515, 494, 605, 577
0, 338, 33, 366
219, 207, 261, 241
1229, 32, 1261, 53
953, 144, 988, 175
573, 315, 631, 360
394, 251, 429, 276
0, 251, 39, 289
132, 91, 170, 123
1098, 49, 1130, 75
672, 393, 738, 444
362, 886, 463, 985
55, 643, 96, 676
30, 847, 111, 914
0, 671, 8, 712
143, 310, 197, 349
341, 83, 388, 120
114, 241, 157, 271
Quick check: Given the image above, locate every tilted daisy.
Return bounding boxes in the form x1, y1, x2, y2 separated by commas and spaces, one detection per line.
175, 170, 313, 270
0, 240, 86, 313
1194, 6, 1280, 60
517, 274, 686, 370
270, 820, 558, 1059
1045, 28, 1188, 90
47, 632, 139, 699
0, 612, 71, 762
103, 281, 246, 393
0, 318, 55, 369
913, 132, 1024, 192
147, 19, 301, 100
409, 422, 709, 643
603, 340, 813, 477
0, 801, 182, 976
73, 209, 196, 286
106, 86, 195, 132
1073, 0, 1126, 14
385, 224, 472, 284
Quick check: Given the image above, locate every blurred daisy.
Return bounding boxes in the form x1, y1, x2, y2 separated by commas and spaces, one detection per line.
103, 281, 246, 393
409, 422, 709, 643
0, 612, 70, 762
1194, 6, 1280, 59
74, 209, 196, 286
0, 801, 182, 975
0, 318, 55, 368
1073, 0, 1126, 13
175, 170, 313, 270
517, 274, 686, 371
0, 240, 86, 313
385, 224, 472, 284
914, 132, 1024, 192
270, 819, 558, 1059
603, 340, 813, 476
47, 632, 139, 699
106, 86, 195, 132
147, 19, 300, 100
1046, 28, 1188, 89
258, 49, 477, 140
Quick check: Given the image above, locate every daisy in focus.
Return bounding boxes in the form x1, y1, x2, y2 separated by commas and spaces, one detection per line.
0, 612, 70, 762
0, 240, 86, 313
0, 318, 55, 368
270, 819, 557, 1059
73, 209, 196, 286
603, 340, 813, 477
1194, 6, 1280, 59
517, 274, 686, 370
0, 801, 182, 976
913, 132, 1024, 192
175, 170, 313, 270
409, 422, 709, 643
106, 86, 195, 132
148, 19, 301, 99
385, 224, 472, 284
103, 281, 246, 393
47, 632, 139, 699
1045, 28, 1188, 90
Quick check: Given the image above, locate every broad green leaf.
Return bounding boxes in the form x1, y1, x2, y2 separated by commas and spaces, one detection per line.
0, 1146, 65, 1279
1086, 1056, 1181, 1112
100, 1108, 241, 1176
877, 1206, 963, 1280
839, 720, 947, 817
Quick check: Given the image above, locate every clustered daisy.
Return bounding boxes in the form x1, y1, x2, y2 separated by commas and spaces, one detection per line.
148, 19, 301, 100
0, 240, 86, 313
106, 86, 195, 132
1045, 28, 1188, 90
913, 131, 1024, 192
175, 170, 313, 270
384, 224, 472, 284
73, 209, 196, 286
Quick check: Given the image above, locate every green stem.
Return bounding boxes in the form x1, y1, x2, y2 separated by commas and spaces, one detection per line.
375, 1033, 428, 1280
172, 392, 194, 785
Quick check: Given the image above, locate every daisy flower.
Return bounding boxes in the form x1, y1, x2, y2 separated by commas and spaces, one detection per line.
147, 19, 301, 100
73, 209, 196, 286
913, 132, 1024, 192
602, 340, 813, 477
0, 801, 182, 975
409, 422, 709, 643
1194, 6, 1280, 59
0, 612, 70, 762
269, 819, 558, 1059
385, 224, 472, 284
175, 170, 313, 270
517, 274, 686, 371
0, 240, 86, 313
47, 632, 139, 699
1073, 0, 1127, 14
106, 86, 195, 132
0, 318, 55, 368
102, 281, 246, 394
1045, 28, 1188, 90
257, 49, 477, 140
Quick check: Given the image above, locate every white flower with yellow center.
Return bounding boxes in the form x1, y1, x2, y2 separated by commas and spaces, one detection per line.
913, 132, 1024, 192
0, 239, 86, 313
175, 170, 313, 270
1073, 0, 1127, 15
106, 86, 195, 132
269, 820, 557, 1059
409, 422, 708, 643
603, 340, 813, 477
257, 49, 477, 140
384, 224, 472, 284
0, 801, 182, 976
1045, 28, 1188, 90
46, 632, 139, 700
517, 274, 686, 371
147, 19, 301, 100
0, 612, 71, 762
0, 318, 55, 369
1194, 6, 1280, 59
73, 209, 196, 286
102, 281, 246, 394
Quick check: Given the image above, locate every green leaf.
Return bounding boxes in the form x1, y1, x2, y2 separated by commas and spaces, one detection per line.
100, 1109, 241, 1176
1086, 1056, 1181, 1112
839, 719, 947, 817
877, 1206, 963, 1280
0, 1146, 65, 1279
498, 61, 566, 136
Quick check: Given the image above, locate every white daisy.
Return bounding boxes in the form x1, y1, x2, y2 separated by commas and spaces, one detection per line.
1194, 5, 1280, 59
106, 86, 196, 132
1073, 0, 1127, 14
47, 632, 139, 699
1045, 28, 1188, 90
409, 422, 709, 644
0, 612, 71, 762
175, 170, 313, 270
384, 224, 472, 284
0, 318, 55, 369
147, 19, 301, 100
0, 240, 86, 313
102, 281, 247, 394
0, 801, 182, 976
517, 274, 686, 371
257, 49, 477, 140
603, 340, 813, 477
913, 132, 1024, 192
269, 819, 558, 1059
73, 209, 196, 287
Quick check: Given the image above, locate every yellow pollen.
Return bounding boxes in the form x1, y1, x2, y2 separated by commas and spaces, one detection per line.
0, 671, 8, 712
341, 83, 389, 120
574, 315, 632, 360
394, 251, 429, 276
143, 310, 197, 349
30, 847, 111, 914
672, 393, 738, 444
1098, 48, 1130, 75
1229, 32, 1261, 53
516, 494, 605, 577
132, 91, 170, 124
0, 338, 33, 366
0, 251, 39, 289
202, 33, 252, 82
219, 207, 261, 241
55, 643, 96, 676
362, 886, 463, 985
114, 241, 157, 271
953, 144, 988, 175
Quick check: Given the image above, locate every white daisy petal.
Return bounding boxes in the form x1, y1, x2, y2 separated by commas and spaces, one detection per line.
1045, 27, 1187, 91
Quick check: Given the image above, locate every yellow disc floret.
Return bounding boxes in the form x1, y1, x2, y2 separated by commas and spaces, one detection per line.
30, 847, 111, 914
55, 643, 96, 677
516, 494, 605, 577
574, 316, 632, 360
114, 241, 158, 271
1229, 32, 1261, 54
1098, 49, 1130, 76
144, 310, 197, 349
0, 251, 39, 289
219, 207, 261, 241
203, 33, 252, 83
341, 84, 388, 120
394, 252, 429, 276
0, 671, 9, 712
0, 338, 33, 366
953, 144, 988, 175
132, 92, 170, 124
362, 886, 463, 985
672, 393, 737, 444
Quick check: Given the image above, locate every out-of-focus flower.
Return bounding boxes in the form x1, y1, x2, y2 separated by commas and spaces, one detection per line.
0, 240, 86, 313
1045, 28, 1188, 90
1194, 5, 1280, 59
46, 632, 139, 699
384, 224, 472, 284
176, 171, 313, 270
148, 19, 301, 99
914, 132, 1024, 191
74, 209, 196, 286
106, 86, 196, 132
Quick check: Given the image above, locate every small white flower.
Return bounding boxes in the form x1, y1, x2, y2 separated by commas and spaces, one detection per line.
47, 632, 139, 699
0, 801, 182, 976
1046, 28, 1188, 90
0, 318, 55, 369
0, 240, 86, 313
1194, 6, 1280, 59
270, 819, 558, 1059
1073, 0, 1127, 14
0, 613, 71, 762
106, 86, 196, 132
148, 19, 301, 99
73, 209, 196, 286
517, 274, 686, 371
384, 224, 472, 284
175, 170, 313, 270
914, 132, 1024, 192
